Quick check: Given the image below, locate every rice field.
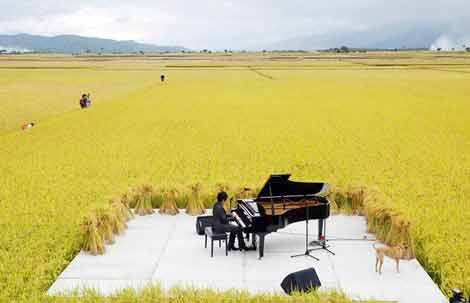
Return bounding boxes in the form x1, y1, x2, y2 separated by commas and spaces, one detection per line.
49, 285, 374, 303
0, 52, 469, 301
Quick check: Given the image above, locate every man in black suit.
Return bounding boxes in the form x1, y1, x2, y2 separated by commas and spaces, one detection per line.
212, 191, 246, 251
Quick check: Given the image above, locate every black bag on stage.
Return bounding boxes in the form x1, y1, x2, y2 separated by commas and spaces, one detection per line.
281, 268, 321, 295
195, 215, 214, 235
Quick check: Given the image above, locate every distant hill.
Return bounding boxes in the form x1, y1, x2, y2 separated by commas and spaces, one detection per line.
0, 34, 187, 53
266, 25, 445, 51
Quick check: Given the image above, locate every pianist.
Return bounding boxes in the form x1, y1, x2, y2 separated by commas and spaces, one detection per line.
213, 191, 247, 251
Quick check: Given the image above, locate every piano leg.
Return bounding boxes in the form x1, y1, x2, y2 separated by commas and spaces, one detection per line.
258, 233, 266, 259
318, 219, 324, 240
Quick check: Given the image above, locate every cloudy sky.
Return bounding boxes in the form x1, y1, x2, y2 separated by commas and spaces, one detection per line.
1, 0, 469, 50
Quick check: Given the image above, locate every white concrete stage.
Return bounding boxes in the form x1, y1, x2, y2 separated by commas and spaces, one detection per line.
48, 211, 446, 303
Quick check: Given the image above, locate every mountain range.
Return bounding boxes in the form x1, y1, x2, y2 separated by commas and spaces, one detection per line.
266, 24, 447, 50
0, 34, 187, 53
0, 26, 454, 53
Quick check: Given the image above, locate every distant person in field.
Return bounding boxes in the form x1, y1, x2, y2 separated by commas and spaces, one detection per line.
160, 74, 165, 82
21, 122, 34, 130
80, 94, 87, 108
79, 93, 91, 108
212, 191, 247, 251
86, 93, 92, 107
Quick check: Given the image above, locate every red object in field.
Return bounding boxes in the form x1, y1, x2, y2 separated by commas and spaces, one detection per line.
319, 235, 325, 241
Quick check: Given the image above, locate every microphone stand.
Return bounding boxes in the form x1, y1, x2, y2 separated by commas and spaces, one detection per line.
291, 198, 319, 260
309, 218, 335, 256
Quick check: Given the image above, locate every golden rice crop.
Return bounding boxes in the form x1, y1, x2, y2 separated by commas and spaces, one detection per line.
0, 52, 469, 301
49, 284, 379, 303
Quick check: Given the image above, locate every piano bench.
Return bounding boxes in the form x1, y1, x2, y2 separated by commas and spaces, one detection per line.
204, 227, 228, 257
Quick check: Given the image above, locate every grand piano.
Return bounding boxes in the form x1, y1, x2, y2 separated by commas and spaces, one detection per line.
231, 174, 330, 259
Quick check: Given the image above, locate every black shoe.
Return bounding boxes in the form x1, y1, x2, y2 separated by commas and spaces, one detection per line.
228, 245, 238, 251
239, 242, 249, 251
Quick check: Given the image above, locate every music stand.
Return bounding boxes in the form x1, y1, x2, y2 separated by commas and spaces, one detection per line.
290, 197, 319, 261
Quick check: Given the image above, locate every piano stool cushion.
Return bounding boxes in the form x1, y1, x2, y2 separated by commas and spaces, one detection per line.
204, 226, 228, 257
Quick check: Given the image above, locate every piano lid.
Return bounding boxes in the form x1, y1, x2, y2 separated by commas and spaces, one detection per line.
257, 174, 329, 200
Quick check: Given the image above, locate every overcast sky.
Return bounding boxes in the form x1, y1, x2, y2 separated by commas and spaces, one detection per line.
1, 0, 469, 50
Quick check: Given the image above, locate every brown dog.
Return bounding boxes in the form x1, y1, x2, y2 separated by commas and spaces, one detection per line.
373, 242, 407, 274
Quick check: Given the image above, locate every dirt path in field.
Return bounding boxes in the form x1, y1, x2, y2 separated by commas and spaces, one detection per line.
0, 66, 102, 70
247, 67, 275, 79
422, 67, 470, 74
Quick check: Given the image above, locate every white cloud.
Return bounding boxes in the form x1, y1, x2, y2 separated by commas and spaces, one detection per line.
0, 0, 469, 49
430, 34, 470, 51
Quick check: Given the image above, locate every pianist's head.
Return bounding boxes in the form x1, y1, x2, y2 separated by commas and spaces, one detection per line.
217, 191, 228, 203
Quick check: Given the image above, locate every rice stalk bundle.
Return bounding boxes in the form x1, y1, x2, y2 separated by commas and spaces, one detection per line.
110, 211, 127, 235
186, 183, 205, 215
126, 189, 139, 209
233, 186, 253, 200
382, 212, 398, 243
81, 215, 105, 255
372, 209, 393, 239
96, 208, 116, 244
363, 190, 385, 231
216, 182, 230, 193
119, 192, 135, 220
345, 186, 365, 214
149, 187, 165, 208
134, 184, 155, 216
107, 199, 128, 231
328, 188, 352, 213
109, 195, 133, 222
159, 189, 179, 215
102, 202, 127, 235
327, 189, 341, 212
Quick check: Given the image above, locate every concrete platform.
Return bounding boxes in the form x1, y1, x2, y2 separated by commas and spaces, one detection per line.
48, 211, 446, 303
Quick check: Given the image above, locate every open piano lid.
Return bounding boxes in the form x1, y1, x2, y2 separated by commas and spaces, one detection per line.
257, 174, 329, 200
